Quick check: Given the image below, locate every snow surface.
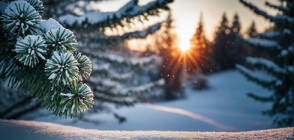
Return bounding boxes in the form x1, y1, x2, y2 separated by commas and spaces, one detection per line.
33, 70, 277, 132
0, 119, 293, 139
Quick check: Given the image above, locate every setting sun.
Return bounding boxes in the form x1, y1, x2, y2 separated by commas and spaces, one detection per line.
179, 40, 191, 52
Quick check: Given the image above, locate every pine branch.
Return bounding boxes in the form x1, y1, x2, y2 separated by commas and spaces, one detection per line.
77, 23, 162, 50
257, 32, 281, 40
247, 92, 274, 102
115, 79, 164, 96
92, 64, 131, 82
236, 64, 277, 90
84, 50, 156, 69
239, 0, 294, 24
265, 1, 290, 13
59, 0, 173, 30
246, 57, 285, 76
239, 35, 281, 51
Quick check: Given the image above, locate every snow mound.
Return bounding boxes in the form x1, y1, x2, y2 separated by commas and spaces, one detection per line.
0, 120, 293, 140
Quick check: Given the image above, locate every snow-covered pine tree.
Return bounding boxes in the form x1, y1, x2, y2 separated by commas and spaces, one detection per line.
45, 0, 172, 122
237, 0, 294, 126
0, 0, 94, 118
1, 0, 173, 121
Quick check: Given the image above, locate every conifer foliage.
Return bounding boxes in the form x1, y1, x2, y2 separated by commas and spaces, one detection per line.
158, 12, 183, 100
0, 0, 173, 121
237, 0, 294, 126
0, 0, 93, 117
212, 13, 245, 71
55, 0, 172, 121
189, 13, 211, 74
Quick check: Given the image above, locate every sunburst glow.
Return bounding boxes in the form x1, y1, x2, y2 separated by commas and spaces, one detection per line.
179, 40, 191, 52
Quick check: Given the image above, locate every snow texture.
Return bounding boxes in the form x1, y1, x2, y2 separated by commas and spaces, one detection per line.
1, 119, 293, 139
39, 18, 64, 32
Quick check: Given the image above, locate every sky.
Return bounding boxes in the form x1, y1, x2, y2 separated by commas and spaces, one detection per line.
95, 0, 278, 48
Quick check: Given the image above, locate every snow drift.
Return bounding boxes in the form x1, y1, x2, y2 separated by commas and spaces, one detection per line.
0, 119, 293, 140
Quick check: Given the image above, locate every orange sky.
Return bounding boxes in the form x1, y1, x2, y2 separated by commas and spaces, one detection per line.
95, 0, 278, 50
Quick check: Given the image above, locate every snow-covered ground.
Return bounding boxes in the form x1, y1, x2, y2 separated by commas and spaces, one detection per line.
33, 70, 277, 132
1, 120, 293, 139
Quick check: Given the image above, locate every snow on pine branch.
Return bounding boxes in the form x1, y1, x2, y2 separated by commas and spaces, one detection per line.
39, 18, 64, 32
97, 53, 156, 68
59, 0, 173, 28
239, 0, 294, 24
84, 50, 156, 68
257, 32, 280, 39
114, 79, 165, 96
246, 57, 285, 74
94, 79, 164, 97
265, 1, 290, 13
236, 64, 279, 89
92, 64, 132, 82
87, 76, 119, 90
88, 23, 162, 46
91, 79, 164, 103
240, 36, 281, 50
258, 29, 292, 40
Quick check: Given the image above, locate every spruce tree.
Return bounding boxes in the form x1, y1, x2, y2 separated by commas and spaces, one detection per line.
247, 21, 257, 38
189, 13, 211, 74
237, 0, 294, 126
212, 13, 245, 71
211, 12, 230, 71
158, 12, 183, 100
246, 21, 261, 57
0, 0, 93, 118
228, 13, 246, 66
